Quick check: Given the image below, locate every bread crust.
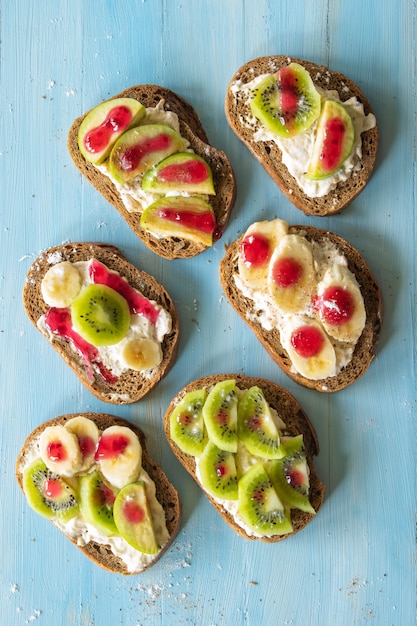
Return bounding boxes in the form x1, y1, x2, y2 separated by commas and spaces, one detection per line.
16, 413, 181, 575
68, 85, 237, 259
225, 55, 378, 216
219, 225, 383, 392
22, 242, 180, 404
163, 374, 325, 542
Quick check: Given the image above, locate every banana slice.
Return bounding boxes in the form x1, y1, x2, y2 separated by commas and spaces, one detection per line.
95, 425, 142, 489
267, 234, 315, 313
121, 337, 162, 371
39, 425, 83, 477
41, 261, 82, 308
281, 317, 337, 380
238, 219, 288, 290
64, 416, 100, 473
314, 264, 366, 343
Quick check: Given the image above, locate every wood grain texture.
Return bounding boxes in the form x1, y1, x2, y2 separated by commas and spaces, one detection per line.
1, 1, 416, 625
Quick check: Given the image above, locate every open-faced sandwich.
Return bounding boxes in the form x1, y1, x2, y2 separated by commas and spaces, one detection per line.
16, 413, 181, 575
164, 374, 324, 542
22, 242, 179, 404
220, 218, 383, 392
225, 56, 378, 216
68, 86, 236, 258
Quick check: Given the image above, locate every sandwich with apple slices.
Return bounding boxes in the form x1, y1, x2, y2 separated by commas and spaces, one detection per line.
22, 242, 179, 404
68, 86, 236, 259
225, 56, 378, 216
164, 374, 324, 541
16, 413, 181, 575
219, 218, 383, 392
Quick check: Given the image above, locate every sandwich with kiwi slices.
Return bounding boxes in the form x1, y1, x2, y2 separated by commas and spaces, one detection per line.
16, 413, 181, 575
225, 56, 378, 216
22, 242, 179, 404
219, 218, 383, 392
68, 85, 236, 259
164, 374, 325, 542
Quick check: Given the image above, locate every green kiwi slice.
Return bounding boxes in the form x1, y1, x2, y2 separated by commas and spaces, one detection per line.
238, 462, 293, 536
79, 470, 119, 535
71, 283, 130, 347
169, 389, 208, 456
22, 458, 79, 522
113, 481, 159, 554
141, 152, 215, 195
198, 441, 238, 500
202, 379, 238, 452
237, 386, 285, 459
250, 62, 321, 138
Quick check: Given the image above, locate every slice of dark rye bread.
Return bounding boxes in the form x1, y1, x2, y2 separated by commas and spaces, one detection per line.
67, 85, 237, 259
225, 56, 378, 216
16, 413, 181, 575
219, 226, 383, 393
163, 374, 324, 542
22, 242, 180, 404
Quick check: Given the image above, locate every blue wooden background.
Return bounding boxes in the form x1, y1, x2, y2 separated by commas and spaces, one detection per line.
1, 2, 416, 625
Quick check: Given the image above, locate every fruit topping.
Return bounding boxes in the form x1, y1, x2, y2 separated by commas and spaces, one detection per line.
250, 63, 321, 138
141, 152, 215, 195
285, 318, 337, 380
198, 441, 238, 500
64, 415, 100, 473
113, 482, 159, 554
95, 425, 142, 489
78, 98, 146, 164
121, 337, 162, 371
238, 219, 288, 289
39, 425, 83, 477
22, 458, 79, 522
306, 100, 355, 180
41, 261, 82, 308
237, 386, 285, 459
202, 379, 238, 453
108, 124, 185, 183
238, 463, 293, 536
70, 283, 131, 347
140, 196, 217, 246
169, 389, 208, 456
79, 470, 119, 536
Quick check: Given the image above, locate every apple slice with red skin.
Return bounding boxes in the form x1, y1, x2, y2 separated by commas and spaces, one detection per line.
141, 152, 215, 195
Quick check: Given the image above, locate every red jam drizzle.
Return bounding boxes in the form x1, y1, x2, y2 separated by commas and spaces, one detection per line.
44, 308, 117, 385
119, 133, 172, 173
319, 118, 347, 172
123, 500, 145, 524
46, 440, 67, 462
291, 325, 324, 358
158, 208, 216, 235
99, 483, 116, 506
95, 433, 129, 460
216, 464, 227, 478
84, 106, 133, 154
272, 257, 302, 288
277, 66, 300, 128
43, 478, 63, 499
240, 233, 271, 268
159, 159, 208, 184
313, 286, 354, 326
78, 435, 95, 457
89, 259, 160, 325
286, 468, 305, 488
215, 410, 228, 426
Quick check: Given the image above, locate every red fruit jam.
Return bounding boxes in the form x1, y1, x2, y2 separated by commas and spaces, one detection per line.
159, 159, 208, 184
277, 66, 300, 128
98, 483, 116, 507
216, 464, 227, 478
78, 435, 95, 457
215, 410, 228, 426
272, 257, 302, 288
158, 207, 216, 235
89, 259, 160, 324
43, 477, 63, 499
119, 133, 172, 173
240, 233, 271, 268
286, 468, 305, 488
247, 415, 262, 431
319, 118, 347, 173
84, 106, 133, 155
314, 286, 355, 326
46, 440, 67, 462
44, 308, 117, 384
123, 500, 145, 524
95, 433, 129, 460
291, 325, 324, 358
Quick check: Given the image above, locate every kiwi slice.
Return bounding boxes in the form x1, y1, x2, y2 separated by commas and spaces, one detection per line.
22, 458, 79, 522
198, 441, 238, 500
79, 470, 119, 536
141, 152, 215, 195
113, 482, 159, 554
250, 62, 321, 138
71, 283, 130, 347
238, 462, 293, 536
169, 389, 208, 456
237, 386, 285, 459
202, 379, 238, 452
